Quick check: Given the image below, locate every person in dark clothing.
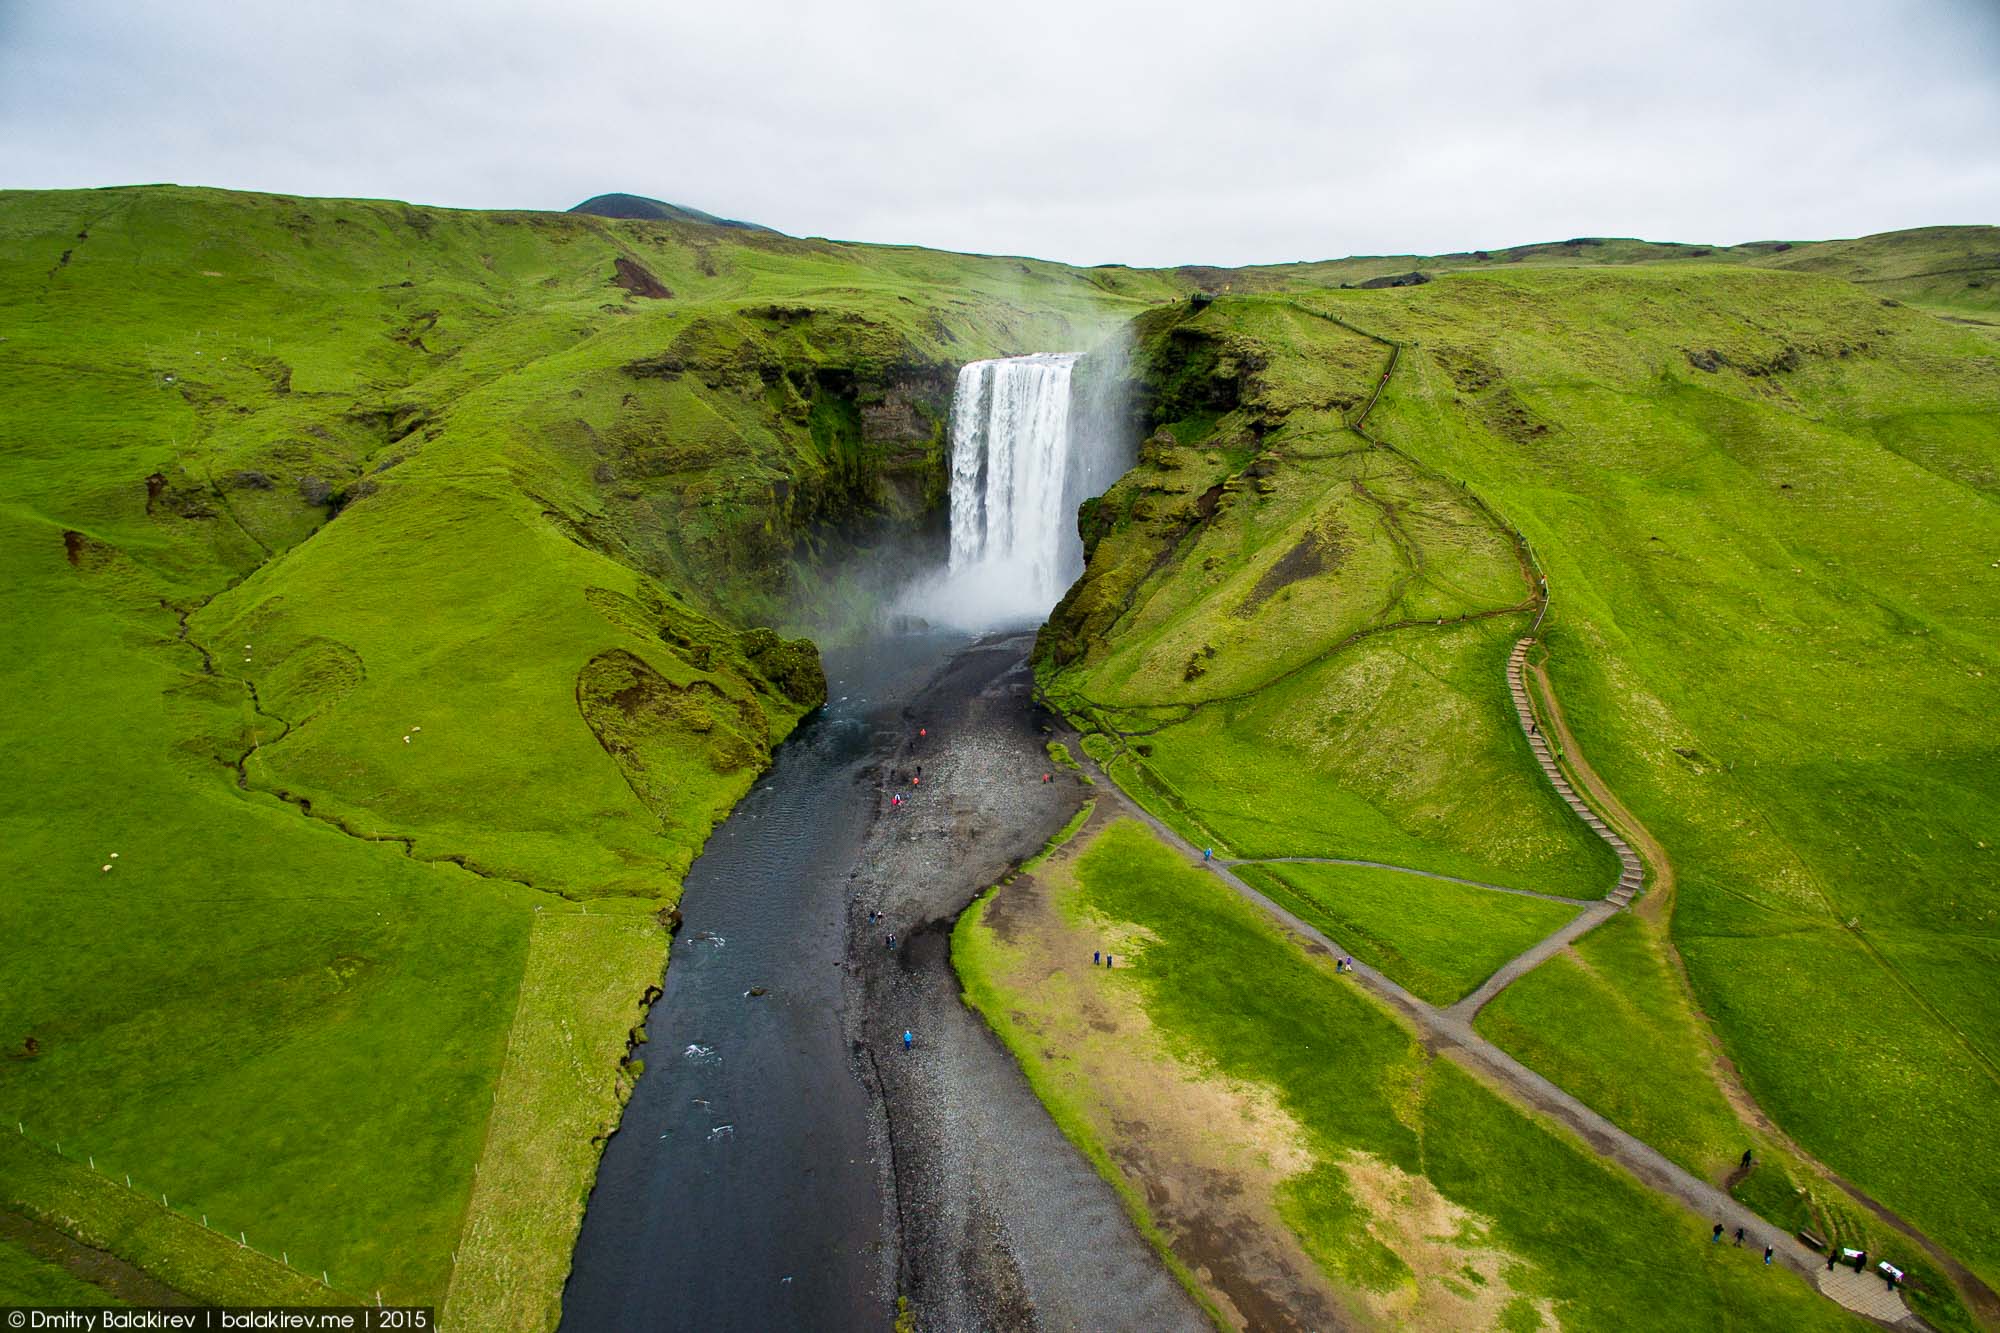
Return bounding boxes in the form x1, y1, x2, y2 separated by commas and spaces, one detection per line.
1741, 1148, 1754, 1170
1827, 1252, 1837, 1271
1763, 1246, 1774, 1266
1734, 1227, 1745, 1247
1712, 1223, 1724, 1243
1094, 950, 1101, 965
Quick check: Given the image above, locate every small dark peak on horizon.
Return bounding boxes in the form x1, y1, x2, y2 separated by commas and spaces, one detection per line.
570, 192, 774, 233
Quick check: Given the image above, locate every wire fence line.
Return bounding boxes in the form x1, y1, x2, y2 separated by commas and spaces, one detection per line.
8, 1114, 349, 1296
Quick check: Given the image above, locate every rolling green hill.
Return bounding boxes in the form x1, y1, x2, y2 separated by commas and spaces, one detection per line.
1039, 263, 2000, 1324
1167, 224, 2000, 316
568, 192, 773, 231
4, 183, 1993, 1327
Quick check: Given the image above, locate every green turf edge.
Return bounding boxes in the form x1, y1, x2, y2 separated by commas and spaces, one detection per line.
1021, 800, 1096, 876
952, 886, 1225, 1331
0, 1132, 343, 1305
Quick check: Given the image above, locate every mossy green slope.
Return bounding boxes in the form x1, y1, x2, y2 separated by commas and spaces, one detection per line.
1047, 264, 2000, 1304
1038, 296, 1619, 898
1352, 265, 2000, 1290
0, 184, 1179, 1311
1239, 862, 1581, 1006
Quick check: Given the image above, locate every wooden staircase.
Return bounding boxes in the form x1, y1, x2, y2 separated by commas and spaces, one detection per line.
1508, 639, 1644, 907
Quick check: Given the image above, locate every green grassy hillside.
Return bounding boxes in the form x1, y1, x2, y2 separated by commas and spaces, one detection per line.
5, 183, 1991, 1323
1038, 296, 1620, 899
1041, 264, 2000, 1320
0, 184, 1179, 1315
1176, 224, 2000, 315
1358, 266, 2000, 1293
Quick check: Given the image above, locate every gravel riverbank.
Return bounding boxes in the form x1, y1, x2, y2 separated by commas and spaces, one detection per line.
844, 632, 1205, 1331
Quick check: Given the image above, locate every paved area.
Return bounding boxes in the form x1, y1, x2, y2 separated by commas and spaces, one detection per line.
1820, 1264, 1922, 1324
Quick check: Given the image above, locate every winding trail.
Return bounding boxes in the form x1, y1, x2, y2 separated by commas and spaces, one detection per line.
1438, 637, 1645, 1023
1078, 743, 1917, 1327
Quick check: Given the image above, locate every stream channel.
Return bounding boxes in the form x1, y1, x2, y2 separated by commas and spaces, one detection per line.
560, 628, 966, 1332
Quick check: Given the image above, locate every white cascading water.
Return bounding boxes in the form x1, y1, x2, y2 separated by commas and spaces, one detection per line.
946, 352, 1080, 606
899, 348, 1129, 631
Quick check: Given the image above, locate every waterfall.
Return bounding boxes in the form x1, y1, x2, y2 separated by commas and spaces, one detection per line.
944, 352, 1085, 619
897, 348, 1130, 632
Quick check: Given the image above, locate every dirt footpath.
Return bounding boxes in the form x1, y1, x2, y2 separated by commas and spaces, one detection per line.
842, 633, 1205, 1332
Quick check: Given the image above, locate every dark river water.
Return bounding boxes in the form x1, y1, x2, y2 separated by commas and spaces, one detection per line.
559, 630, 967, 1333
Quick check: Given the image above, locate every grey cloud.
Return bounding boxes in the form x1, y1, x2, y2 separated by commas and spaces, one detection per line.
1, 0, 1994, 266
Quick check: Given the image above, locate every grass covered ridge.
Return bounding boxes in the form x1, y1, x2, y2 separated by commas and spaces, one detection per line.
1043, 261, 1999, 1308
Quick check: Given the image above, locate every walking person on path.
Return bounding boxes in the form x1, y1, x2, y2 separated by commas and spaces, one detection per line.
902, 1030, 913, 1051
1094, 950, 1101, 965
1712, 1223, 1724, 1244
1741, 1148, 1754, 1170
1734, 1227, 1745, 1247
1764, 1246, 1774, 1266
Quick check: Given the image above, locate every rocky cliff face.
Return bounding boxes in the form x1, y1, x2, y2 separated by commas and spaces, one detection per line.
1036, 304, 1261, 670
595, 316, 960, 617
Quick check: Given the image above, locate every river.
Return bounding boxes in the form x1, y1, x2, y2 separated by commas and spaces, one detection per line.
559, 629, 966, 1332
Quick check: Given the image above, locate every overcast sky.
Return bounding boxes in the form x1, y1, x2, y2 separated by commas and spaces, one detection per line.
2, 0, 1995, 267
